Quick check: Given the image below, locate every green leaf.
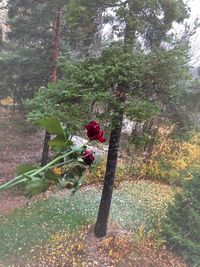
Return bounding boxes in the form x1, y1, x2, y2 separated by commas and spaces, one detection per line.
48, 136, 73, 147
68, 145, 86, 159
44, 170, 60, 183
25, 178, 49, 198
15, 163, 37, 176
71, 163, 86, 177
38, 117, 65, 137
48, 136, 66, 146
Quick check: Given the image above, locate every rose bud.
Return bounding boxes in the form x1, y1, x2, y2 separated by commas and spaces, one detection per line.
82, 150, 95, 166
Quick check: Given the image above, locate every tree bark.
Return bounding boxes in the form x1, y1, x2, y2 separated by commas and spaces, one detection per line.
50, 7, 62, 83
40, 131, 51, 167
40, 7, 62, 166
94, 88, 125, 237
94, 115, 123, 237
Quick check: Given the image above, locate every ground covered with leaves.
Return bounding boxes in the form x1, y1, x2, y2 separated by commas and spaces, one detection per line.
0, 182, 186, 267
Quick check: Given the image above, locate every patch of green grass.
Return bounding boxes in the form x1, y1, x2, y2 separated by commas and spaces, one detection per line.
0, 192, 99, 261
0, 181, 175, 263
112, 181, 175, 230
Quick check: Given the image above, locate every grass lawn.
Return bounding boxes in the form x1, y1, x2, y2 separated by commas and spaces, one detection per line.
0, 180, 176, 266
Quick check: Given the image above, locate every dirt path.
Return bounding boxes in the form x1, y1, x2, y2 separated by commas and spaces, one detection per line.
0, 107, 44, 214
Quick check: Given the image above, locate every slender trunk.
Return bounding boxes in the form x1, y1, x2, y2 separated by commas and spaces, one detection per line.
40, 134, 50, 167
90, 8, 103, 57
40, 7, 62, 166
94, 88, 126, 237
50, 7, 62, 83
40, 131, 51, 167
94, 113, 123, 237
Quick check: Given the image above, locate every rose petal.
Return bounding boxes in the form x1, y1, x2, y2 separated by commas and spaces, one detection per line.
98, 136, 106, 143
85, 121, 100, 140
82, 150, 95, 166
97, 130, 106, 143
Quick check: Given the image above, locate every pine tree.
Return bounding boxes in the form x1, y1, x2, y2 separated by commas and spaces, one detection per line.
94, 0, 189, 237
163, 173, 200, 266
0, 0, 73, 102
0, 0, 116, 102
40, 6, 63, 167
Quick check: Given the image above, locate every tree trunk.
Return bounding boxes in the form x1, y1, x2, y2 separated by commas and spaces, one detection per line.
94, 116, 123, 237
94, 88, 125, 237
40, 7, 62, 166
40, 131, 51, 167
50, 7, 62, 83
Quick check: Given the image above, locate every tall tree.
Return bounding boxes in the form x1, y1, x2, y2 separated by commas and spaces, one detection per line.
0, 0, 69, 102
64, 0, 119, 57
94, 0, 189, 237
40, 7, 63, 167
0, 0, 113, 102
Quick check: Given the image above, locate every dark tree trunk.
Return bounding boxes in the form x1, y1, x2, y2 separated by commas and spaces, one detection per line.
94, 116, 123, 237
94, 88, 125, 237
40, 7, 62, 166
40, 131, 51, 167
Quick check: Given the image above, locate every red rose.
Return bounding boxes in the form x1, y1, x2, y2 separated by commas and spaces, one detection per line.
82, 150, 95, 166
85, 121, 106, 143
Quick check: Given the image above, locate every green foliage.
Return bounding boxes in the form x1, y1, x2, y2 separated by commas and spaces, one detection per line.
0, 117, 91, 197
38, 117, 75, 152
163, 173, 200, 266
27, 44, 159, 129
27, 39, 190, 135
64, 0, 107, 56
1, 0, 123, 102
0, 0, 70, 102
126, 100, 159, 122
25, 0, 191, 137
179, 79, 200, 128
109, 0, 189, 49
15, 164, 38, 177
39, 117, 65, 137
25, 177, 49, 198
26, 82, 93, 133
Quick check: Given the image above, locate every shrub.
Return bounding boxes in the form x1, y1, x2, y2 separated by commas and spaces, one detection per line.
138, 127, 200, 185
83, 158, 106, 185
163, 172, 200, 266
83, 157, 131, 187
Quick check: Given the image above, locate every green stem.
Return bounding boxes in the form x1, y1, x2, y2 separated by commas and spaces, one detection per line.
30, 150, 75, 177
0, 169, 36, 191
48, 159, 75, 169
0, 178, 28, 191
0, 142, 89, 192
30, 143, 89, 177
